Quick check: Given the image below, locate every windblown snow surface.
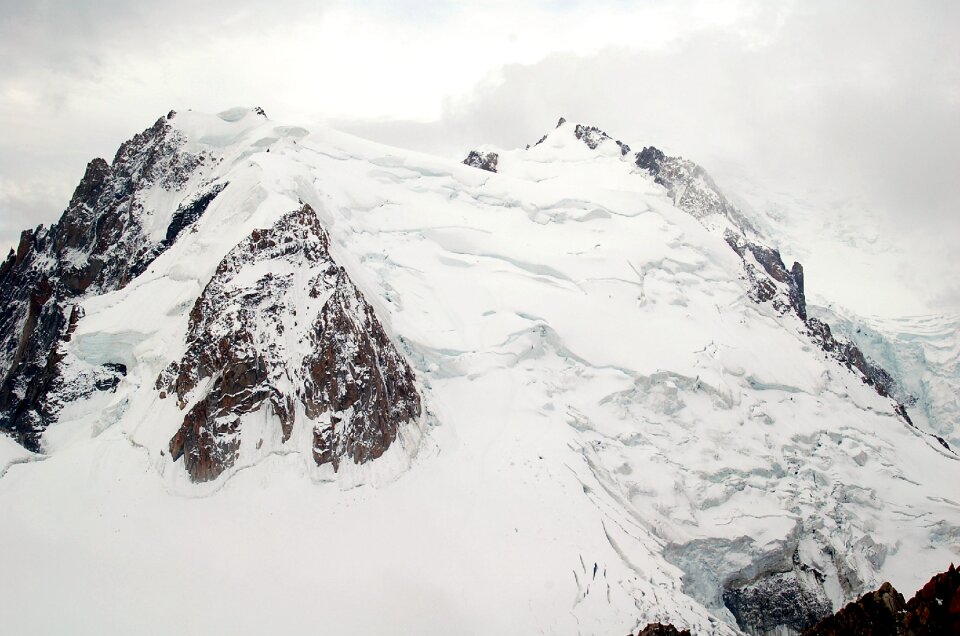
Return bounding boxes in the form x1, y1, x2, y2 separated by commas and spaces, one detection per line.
1, 109, 958, 635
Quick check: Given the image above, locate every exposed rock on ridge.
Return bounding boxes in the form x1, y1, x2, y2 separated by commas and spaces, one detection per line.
54, 111, 208, 295
0, 112, 213, 449
528, 118, 632, 155
902, 562, 960, 635
159, 204, 422, 482
629, 623, 693, 636
724, 230, 807, 321
627, 564, 959, 636
635, 143, 916, 423
802, 563, 960, 636
635, 146, 757, 235
801, 581, 906, 636
463, 150, 499, 173
574, 124, 632, 156
631, 139, 945, 633
806, 318, 901, 403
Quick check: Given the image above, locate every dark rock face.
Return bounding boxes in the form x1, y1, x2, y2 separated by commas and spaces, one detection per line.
302, 269, 422, 470
165, 183, 226, 248
629, 623, 692, 636
54, 115, 206, 295
130, 182, 227, 279
629, 565, 958, 636
635, 146, 667, 175
804, 316, 942, 447
806, 318, 900, 400
802, 564, 959, 636
903, 563, 960, 635
574, 124, 632, 155
463, 150, 499, 173
159, 204, 421, 482
723, 549, 834, 635
0, 229, 63, 449
635, 146, 757, 235
0, 113, 213, 450
723, 229, 908, 415
725, 230, 807, 321
802, 582, 905, 636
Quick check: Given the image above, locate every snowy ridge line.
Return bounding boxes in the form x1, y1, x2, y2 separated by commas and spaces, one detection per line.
0, 110, 221, 449
0, 108, 956, 635
809, 304, 960, 448
470, 117, 940, 445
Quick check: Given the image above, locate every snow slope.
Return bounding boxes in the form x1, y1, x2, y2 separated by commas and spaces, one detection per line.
714, 171, 936, 319
0, 109, 958, 635
808, 306, 960, 449
710, 169, 960, 449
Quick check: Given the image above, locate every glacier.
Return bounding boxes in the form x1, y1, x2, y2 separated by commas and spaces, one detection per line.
0, 107, 957, 635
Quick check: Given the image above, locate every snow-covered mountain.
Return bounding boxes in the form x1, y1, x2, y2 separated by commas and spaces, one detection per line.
0, 107, 957, 635
807, 306, 960, 450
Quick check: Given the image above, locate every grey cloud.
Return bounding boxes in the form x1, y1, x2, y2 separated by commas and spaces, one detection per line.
340, 4, 960, 220
0, 177, 72, 253
334, 2, 960, 311
0, 0, 341, 84
1, 0, 957, 309
335, 2, 960, 310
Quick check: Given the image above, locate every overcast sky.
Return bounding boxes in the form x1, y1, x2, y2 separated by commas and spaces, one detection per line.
1, 0, 957, 314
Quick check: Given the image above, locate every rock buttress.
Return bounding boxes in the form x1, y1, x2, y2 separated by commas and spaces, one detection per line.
0, 113, 210, 449
159, 204, 422, 482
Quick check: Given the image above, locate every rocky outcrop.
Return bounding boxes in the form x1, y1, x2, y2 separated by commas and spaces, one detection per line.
0, 111, 214, 450
463, 150, 499, 173
903, 563, 960, 635
131, 182, 227, 279
723, 549, 834, 635
723, 226, 909, 417
529, 117, 567, 148
634, 143, 919, 417
635, 146, 757, 235
724, 230, 909, 418
0, 228, 63, 449
806, 318, 900, 401
802, 563, 959, 636
801, 582, 905, 636
53, 111, 207, 295
527, 118, 631, 154
626, 565, 957, 636
724, 230, 807, 321
629, 623, 692, 636
574, 124, 632, 156
159, 204, 421, 482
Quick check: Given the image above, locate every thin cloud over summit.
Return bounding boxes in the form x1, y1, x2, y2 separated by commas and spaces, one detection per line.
1, 0, 958, 309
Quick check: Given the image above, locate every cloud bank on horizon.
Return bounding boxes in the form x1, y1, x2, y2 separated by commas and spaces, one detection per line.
0, 0, 957, 311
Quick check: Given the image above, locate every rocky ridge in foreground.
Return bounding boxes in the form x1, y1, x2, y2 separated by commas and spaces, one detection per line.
628, 564, 959, 636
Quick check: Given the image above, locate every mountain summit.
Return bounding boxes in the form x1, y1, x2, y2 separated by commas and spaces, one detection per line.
0, 108, 957, 635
